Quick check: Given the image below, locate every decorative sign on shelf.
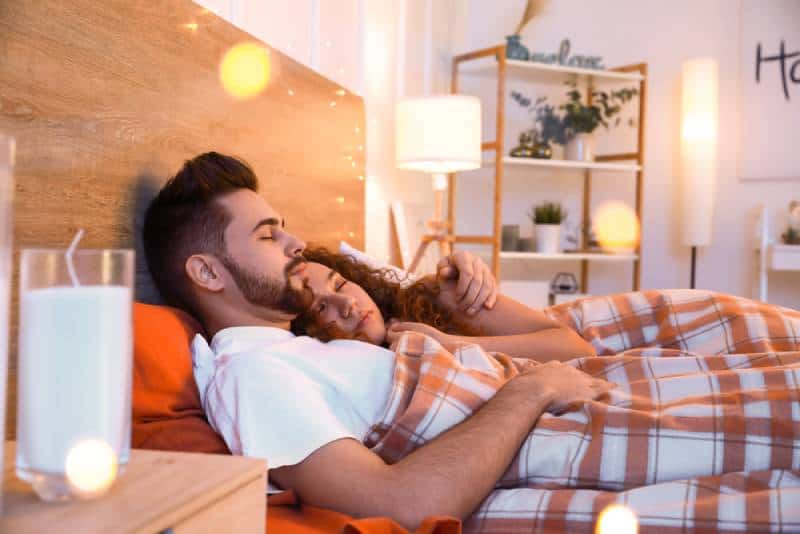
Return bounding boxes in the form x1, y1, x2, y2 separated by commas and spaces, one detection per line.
529, 39, 605, 70
740, 0, 799, 181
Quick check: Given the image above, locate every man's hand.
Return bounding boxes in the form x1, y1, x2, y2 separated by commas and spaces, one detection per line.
517, 361, 615, 414
436, 251, 498, 316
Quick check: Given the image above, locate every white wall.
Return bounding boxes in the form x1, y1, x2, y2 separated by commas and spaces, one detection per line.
193, 0, 448, 270
449, 0, 800, 307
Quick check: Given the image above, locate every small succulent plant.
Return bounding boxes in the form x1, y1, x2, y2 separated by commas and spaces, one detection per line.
529, 202, 567, 225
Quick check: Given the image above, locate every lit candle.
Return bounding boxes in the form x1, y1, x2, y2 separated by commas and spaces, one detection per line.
16, 246, 133, 502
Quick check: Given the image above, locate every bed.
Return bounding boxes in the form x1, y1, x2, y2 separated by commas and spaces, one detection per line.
3, 2, 800, 533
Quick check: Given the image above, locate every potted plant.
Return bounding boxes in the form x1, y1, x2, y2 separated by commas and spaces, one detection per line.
511, 92, 567, 159
560, 78, 638, 161
528, 202, 567, 253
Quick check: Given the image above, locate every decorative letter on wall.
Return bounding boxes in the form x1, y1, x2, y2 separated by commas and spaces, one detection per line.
740, 0, 800, 181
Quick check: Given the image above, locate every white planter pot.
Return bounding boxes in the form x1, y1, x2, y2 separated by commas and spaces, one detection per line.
534, 224, 561, 253
565, 133, 595, 162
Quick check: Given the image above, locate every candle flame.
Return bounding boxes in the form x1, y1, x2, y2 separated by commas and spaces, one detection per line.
65, 439, 118, 498
596, 504, 638, 534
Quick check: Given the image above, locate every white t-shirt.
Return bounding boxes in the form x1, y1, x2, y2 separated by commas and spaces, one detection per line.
191, 326, 396, 471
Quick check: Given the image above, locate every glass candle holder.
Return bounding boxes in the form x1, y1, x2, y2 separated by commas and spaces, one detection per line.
16, 248, 134, 502
0, 134, 15, 511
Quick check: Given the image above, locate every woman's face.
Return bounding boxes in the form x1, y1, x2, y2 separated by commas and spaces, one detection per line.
302, 262, 387, 344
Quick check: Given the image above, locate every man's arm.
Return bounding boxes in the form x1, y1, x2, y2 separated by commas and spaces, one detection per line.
270, 363, 612, 530
386, 321, 595, 361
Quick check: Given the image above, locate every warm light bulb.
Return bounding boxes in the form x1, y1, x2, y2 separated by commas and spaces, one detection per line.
595, 202, 640, 252
336, 196, 345, 204
336, 89, 346, 96
219, 43, 271, 99
596, 504, 638, 534
65, 439, 118, 498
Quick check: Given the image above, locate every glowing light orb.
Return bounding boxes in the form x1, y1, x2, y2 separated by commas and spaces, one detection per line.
220, 43, 271, 99
595, 202, 640, 252
596, 504, 638, 534
65, 439, 118, 498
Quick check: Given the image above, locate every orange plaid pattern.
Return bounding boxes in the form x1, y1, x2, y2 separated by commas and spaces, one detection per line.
367, 291, 800, 532
545, 289, 800, 355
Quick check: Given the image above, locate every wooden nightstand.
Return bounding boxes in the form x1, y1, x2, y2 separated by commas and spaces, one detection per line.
1, 442, 267, 533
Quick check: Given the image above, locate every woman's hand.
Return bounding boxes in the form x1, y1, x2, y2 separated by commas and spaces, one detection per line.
385, 321, 456, 350
516, 361, 615, 414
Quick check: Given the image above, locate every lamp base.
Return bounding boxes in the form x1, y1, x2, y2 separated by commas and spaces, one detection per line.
408, 174, 451, 273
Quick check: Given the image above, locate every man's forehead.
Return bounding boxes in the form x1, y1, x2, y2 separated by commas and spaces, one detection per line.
220, 189, 282, 230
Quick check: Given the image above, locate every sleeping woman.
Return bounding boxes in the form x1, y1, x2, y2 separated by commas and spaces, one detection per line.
290, 247, 596, 361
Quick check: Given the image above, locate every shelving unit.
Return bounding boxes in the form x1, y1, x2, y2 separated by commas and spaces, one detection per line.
447, 44, 648, 293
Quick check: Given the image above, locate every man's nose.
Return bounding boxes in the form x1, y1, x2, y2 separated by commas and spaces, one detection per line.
286, 234, 306, 258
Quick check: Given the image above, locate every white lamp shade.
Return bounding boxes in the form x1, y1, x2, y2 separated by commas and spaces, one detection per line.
396, 95, 481, 174
680, 58, 718, 247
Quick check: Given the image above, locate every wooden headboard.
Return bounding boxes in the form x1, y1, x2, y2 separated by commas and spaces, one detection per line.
0, 1, 365, 438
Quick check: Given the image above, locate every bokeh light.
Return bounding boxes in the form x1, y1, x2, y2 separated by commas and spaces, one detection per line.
220, 43, 271, 99
596, 504, 638, 534
595, 202, 640, 252
65, 439, 118, 498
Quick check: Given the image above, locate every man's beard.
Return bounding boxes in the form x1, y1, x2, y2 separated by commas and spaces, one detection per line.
220, 254, 310, 315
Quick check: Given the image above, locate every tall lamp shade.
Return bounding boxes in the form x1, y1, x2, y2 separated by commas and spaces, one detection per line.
396, 95, 481, 187
680, 58, 718, 248
395, 95, 481, 272
680, 58, 718, 288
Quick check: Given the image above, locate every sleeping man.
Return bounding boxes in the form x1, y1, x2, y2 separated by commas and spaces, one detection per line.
143, 152, 800, 531
142, 152, 614, 528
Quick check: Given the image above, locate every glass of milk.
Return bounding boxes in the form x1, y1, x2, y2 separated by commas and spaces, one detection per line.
16, 247, 134, 501
0, 134, 14, 511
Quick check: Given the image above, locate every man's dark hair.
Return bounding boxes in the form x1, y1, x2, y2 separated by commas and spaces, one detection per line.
143, 152, 258, 316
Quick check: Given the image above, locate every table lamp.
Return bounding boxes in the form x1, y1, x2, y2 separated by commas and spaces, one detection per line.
395, 95, 481, 272
680, 58, 718, 289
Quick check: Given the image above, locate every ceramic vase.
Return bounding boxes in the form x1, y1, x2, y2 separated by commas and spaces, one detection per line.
505, 35, 529, 60
535, 224, 561, 253
565, 133, 595, 162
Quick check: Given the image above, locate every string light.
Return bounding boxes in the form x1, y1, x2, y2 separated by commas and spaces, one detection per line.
355, 126, 360, 134
348, 232, 356, 238
357, 175, 365, 181
183, 22, 199, 31
336, 196, 345, 204
330, 101, 337, 107
336, 89, 346, 96
357, 145, 363, 151
288, 89, 295, 96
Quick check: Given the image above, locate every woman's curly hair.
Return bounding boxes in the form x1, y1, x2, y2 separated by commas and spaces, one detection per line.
290, 246, 475, 342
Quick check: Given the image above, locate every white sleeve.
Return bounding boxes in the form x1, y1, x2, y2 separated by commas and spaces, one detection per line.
205, 357, 364, 469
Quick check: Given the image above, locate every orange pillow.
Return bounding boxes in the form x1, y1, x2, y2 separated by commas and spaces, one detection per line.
132, 302, 230, 455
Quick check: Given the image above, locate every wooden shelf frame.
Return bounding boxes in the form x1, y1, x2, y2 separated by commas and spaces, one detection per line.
447, 44, 648, 293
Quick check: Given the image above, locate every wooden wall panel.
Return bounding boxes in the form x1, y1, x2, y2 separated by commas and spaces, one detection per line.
0, 0, 365, 438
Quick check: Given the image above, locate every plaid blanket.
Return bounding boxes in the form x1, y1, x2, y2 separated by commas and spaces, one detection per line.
545, 289, 800, 355
365, 291, 800, 533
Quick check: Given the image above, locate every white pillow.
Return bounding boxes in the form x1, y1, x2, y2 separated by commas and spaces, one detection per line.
338, 241, 420, 287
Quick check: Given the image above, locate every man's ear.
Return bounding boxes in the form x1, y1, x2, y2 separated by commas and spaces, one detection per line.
185, 254, 225, 292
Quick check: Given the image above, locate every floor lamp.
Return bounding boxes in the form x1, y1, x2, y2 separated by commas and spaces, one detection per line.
395, 95, 482, 272
680, 58, 718, 289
